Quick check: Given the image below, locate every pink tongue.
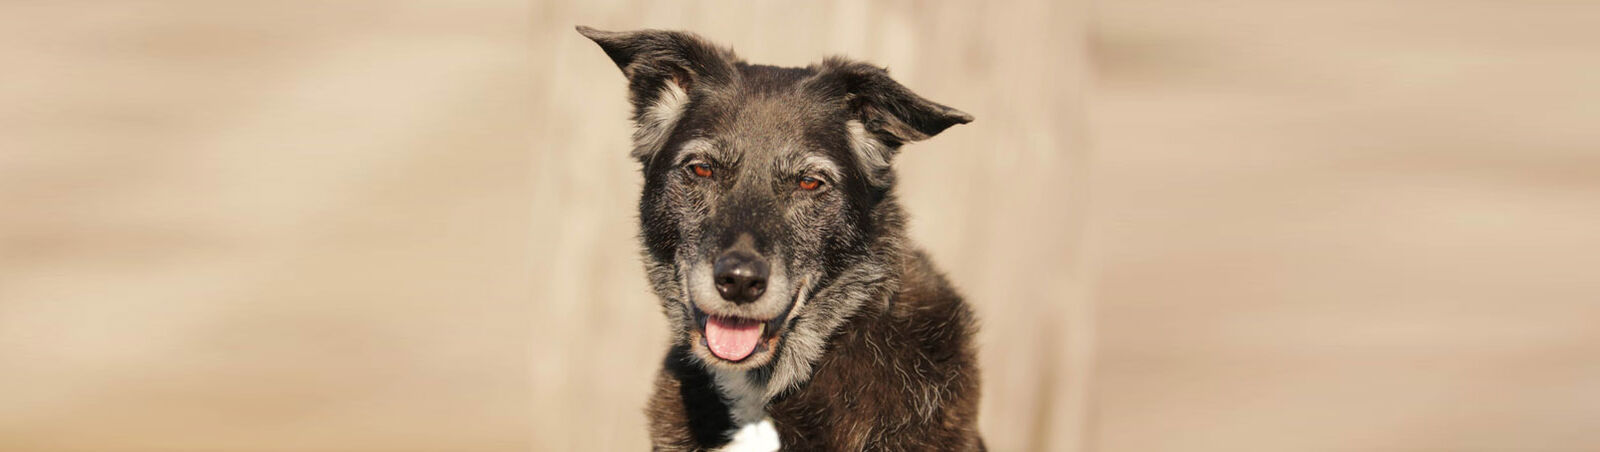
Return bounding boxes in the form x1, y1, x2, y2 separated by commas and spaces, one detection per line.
705, 317, 762, 361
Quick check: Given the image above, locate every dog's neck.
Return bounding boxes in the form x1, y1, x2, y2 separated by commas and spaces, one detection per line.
710, 366, 771, 425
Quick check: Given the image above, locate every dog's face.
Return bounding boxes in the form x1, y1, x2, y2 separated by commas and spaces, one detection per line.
580, 27, 969, 372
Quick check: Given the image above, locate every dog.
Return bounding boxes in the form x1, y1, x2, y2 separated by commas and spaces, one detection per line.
578, 26, 984, 451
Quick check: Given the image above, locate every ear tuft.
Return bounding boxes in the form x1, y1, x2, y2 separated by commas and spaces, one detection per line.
810, 58, 970, 187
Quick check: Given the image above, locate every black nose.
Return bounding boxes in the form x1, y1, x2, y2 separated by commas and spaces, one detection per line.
713, 251, 769, 304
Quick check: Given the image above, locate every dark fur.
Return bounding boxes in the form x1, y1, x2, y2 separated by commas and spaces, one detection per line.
578, 26, 983, 451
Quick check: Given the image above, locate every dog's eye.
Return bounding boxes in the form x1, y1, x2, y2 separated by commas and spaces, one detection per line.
687, 163, 713, 178
798, 176, 823, 191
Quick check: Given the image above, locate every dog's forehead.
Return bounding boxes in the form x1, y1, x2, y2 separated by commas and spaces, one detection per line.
691, 71, 844, 162
719, 96, 816, 151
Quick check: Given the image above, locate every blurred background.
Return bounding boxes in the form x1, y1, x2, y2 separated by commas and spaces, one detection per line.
5, 0, 1599, 451
2, 1, 531, 450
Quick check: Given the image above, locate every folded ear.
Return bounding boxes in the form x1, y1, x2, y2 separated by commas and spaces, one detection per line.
816, 58, 973, 146
577, 26, 738, 162
809, 58, 971, 186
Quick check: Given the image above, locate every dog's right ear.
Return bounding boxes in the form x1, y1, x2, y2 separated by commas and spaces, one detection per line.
577, 26, 738, 163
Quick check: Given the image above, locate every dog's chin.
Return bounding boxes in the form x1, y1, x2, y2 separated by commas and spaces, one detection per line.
686, 299, 795, 371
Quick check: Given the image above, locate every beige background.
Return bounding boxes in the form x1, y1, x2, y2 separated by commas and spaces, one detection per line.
2, 1, 532, 450
1090, 1, 1600, 450
4, 0, 1599, 451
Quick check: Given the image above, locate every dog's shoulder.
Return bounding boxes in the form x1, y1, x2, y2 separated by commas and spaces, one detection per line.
880, 248, 980, 371
768, 249, 983, 450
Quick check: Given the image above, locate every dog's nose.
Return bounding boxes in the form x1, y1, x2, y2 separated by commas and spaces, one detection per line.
713, 251, 769, 304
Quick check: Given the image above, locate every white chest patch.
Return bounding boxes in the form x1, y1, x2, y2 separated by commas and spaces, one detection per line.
717, 418, 781, 452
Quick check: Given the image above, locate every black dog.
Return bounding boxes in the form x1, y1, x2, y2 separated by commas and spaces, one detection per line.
579, 26, 984, 451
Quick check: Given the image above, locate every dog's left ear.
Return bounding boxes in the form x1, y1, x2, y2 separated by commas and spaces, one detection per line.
815, 58, 973, 146
577, 26, 738, 163
810, 58, 971, 185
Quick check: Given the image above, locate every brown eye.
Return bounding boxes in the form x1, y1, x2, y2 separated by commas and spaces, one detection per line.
688, 163, 713, 178
798, 176, 822, 191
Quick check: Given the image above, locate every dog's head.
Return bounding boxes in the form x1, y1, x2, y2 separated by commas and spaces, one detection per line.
579, 26, 969, 372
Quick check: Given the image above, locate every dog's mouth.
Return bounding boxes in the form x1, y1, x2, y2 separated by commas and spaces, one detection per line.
690, 299, 795, 365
